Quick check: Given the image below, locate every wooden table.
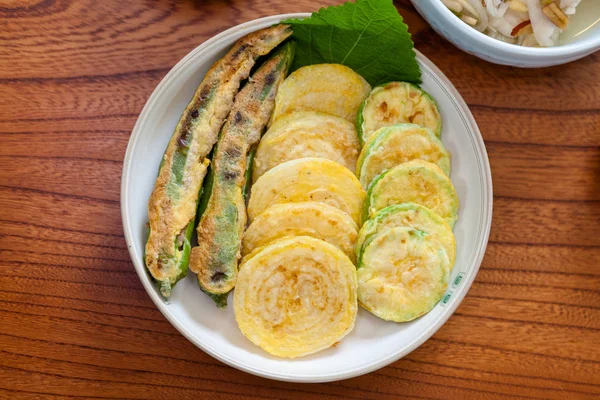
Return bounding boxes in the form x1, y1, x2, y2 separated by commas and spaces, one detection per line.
1, 1, 599, 398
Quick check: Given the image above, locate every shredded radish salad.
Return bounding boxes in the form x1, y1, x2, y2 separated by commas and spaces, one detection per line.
442, 0, 582, 46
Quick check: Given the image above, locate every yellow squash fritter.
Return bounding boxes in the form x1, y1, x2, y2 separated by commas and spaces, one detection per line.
242, 202, 359, 262
234, 236, 358, 358
253, 111, 360, 181
271, 64, 371, 123
248, 157, 365, 225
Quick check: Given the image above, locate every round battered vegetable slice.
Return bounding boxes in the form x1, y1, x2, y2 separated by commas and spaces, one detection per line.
357, 203, 456, 269
271, 64, 371, 123
358, 82, 442, 144
234, 236, 358, 358
248, 157, 366, 225
253, 111, 360, 182
358, 227, 449, 322
364, 160, 459, 227
357, 124, 450, 189
242, 202, 359, 262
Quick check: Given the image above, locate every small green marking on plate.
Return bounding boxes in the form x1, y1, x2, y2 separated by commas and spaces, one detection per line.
441, 292, 453, 307
452, 273, 464, 288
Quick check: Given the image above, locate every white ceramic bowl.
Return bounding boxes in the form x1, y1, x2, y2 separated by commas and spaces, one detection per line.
121, 13, 493, 382
411, 1, 600, 67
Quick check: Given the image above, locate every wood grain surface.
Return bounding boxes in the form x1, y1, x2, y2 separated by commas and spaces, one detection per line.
1, 0, 599, 398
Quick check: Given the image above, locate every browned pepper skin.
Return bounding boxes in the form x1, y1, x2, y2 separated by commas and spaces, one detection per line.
145, 25, 292, 298
189, 42, 295, 307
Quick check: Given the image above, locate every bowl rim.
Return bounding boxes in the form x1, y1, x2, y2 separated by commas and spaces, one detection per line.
426, 0, 600, 54
121, 12, 494, 382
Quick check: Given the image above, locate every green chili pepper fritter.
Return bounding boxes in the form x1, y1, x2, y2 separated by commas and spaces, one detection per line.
145, 25, 292, 298
189, 42, 295, 307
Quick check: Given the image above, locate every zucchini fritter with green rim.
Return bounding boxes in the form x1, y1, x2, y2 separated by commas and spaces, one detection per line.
358, 227, 449, 322
358, 81, 442, 144
357, 203, 456, 269
356, 123, 450, 189
363, 160, 459, 227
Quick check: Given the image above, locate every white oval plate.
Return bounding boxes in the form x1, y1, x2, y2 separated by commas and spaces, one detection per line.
121, 13, 493, 383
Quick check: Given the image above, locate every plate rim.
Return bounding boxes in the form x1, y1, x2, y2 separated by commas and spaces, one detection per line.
121, 13, 493, 383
